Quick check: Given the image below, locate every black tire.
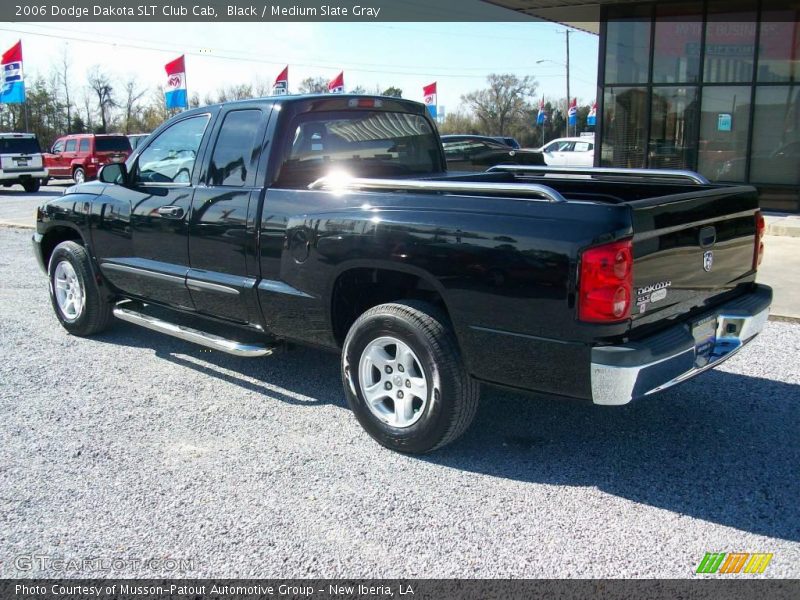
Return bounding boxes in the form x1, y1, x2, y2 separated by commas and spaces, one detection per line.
41, 177, 50, 186
22, 179, 41, 193
48, 241, 114, 336
341, 301, 480, 454
73, 167, 86, 184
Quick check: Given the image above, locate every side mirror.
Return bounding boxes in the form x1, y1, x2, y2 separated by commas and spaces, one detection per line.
98, 162, 128, 185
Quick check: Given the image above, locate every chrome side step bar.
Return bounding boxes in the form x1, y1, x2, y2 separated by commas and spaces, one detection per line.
486, 165, 710, 185
112, 305, 274, 357
308, 175, 567, 203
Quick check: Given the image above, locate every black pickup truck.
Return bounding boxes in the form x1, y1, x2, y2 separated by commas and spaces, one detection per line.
32, 95, 771, 453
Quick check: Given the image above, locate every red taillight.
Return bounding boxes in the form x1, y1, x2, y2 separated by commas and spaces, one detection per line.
578, 239, 634, 323
753, 211, 765, 270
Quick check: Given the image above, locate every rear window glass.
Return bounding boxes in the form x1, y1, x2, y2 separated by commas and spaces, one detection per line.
95, 137, 132, 152
0, 137, 41, 154
276, 110, 441, 187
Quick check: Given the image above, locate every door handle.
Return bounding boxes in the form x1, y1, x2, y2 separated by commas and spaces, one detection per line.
157, 206, 184, 218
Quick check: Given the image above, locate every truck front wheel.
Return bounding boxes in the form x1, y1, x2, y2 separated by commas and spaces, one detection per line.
341, 301, 480, 454
48, 241, 113, 336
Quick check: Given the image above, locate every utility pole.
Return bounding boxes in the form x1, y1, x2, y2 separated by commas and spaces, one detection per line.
565, 29, 571, 138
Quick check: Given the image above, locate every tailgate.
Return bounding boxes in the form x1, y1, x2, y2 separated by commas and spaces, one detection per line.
628, 185, 759, 335
95, 151, 128, 164
1, 153, 43, 172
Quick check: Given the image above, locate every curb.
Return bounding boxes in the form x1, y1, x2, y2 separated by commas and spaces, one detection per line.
766, 224, 800, 238
0, 221, 34, 229
768, 314, 800, 324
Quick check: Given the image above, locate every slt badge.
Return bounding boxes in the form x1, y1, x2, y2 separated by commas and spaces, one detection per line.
703, 250, 714, 272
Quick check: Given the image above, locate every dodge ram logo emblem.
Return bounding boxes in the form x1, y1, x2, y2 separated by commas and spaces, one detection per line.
703, 250, 714, 272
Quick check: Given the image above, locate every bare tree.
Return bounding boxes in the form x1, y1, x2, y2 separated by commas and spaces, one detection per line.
122, 76, 147, 133
87, 66, 116, 132
298, 77, 329, 94
253, 76, 271, 98
81, 89, 93, 130
461, 73, 537, 136
56, 46, 72, 132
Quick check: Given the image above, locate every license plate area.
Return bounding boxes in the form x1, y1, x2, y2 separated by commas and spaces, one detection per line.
692, 315, 718, 366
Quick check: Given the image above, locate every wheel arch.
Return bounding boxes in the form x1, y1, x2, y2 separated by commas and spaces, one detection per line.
39, 223, 86, 270
328, 261, 456, 347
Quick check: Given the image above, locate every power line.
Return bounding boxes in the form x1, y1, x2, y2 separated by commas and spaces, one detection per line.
8, 23, 596, 83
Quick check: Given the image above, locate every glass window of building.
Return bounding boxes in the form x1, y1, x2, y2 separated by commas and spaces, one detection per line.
757, 7, 800, 83
649, 87, 699, 169
601, 87, 648, 167
703, 2, 757, 83
653, 5, 702, 83
750, 86, 800, 185
697, 86, 752, 181
604, 6, 652, 84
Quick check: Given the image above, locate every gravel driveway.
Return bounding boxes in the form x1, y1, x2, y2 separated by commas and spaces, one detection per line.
1, 226, 798, 578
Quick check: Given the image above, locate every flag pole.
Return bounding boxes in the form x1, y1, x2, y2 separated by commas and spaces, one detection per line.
181, 55, 188, 111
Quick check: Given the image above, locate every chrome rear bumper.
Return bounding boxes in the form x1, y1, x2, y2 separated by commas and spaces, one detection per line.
590, 285, 772, 406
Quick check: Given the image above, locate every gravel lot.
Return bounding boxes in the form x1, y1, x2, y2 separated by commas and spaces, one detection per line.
1, 221, 799, 579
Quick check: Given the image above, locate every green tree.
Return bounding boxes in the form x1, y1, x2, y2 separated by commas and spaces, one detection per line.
381, 86, 403, 98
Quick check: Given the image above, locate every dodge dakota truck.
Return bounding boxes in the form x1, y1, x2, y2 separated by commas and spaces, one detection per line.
32, 95, 771, 453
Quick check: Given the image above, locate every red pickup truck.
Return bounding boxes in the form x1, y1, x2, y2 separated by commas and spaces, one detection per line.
43, 133, 131, 184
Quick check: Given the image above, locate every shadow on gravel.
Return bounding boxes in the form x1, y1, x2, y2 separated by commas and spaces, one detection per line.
94, 321, 345, 408
431, 370, 800, 543
95, 321, 799, 542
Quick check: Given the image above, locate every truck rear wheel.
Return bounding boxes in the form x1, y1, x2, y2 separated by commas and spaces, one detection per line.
22, 179, 41, 193
341, 301, 480, 454
48, 241, 113, 336
73, 167, 85, 184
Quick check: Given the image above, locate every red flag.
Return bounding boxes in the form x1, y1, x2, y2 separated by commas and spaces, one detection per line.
273, 66, 289, 95
2, 40, 22, 64
328, 71, 344, 93
423, 82, 437, 105
274, 66, 288, 86
164, 55, 185, 76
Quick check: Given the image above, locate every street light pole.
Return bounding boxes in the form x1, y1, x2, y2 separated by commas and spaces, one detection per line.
565, 29, 571, 138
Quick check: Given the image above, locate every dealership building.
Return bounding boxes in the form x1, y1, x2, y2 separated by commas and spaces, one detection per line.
488, 1, 800, 211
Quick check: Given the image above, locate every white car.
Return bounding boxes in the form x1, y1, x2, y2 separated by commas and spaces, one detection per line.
537, 136, 595, 167
0, 133, 49, 192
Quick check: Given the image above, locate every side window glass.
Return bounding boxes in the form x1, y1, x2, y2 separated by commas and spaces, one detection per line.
574, 142, 590, 152
136, 115, 210, 184
208, 109, 263, 187
52, 141, 64, 153
64, 140, 76, 152
79, 139, 90, 153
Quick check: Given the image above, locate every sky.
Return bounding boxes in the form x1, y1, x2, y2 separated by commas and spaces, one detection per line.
1, 21, 598, 113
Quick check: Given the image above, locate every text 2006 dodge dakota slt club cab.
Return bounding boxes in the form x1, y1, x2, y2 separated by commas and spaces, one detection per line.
32, 95, 771, 453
